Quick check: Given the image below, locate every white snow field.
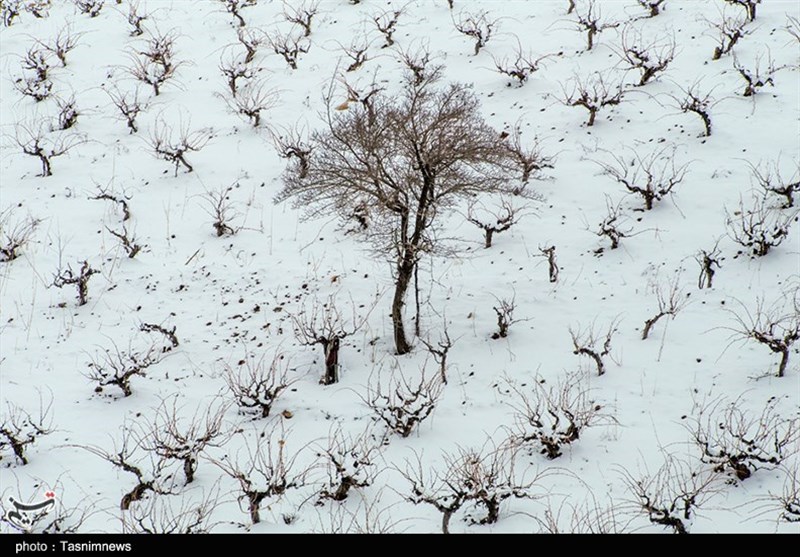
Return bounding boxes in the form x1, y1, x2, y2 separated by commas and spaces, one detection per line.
0, 0, 798, 534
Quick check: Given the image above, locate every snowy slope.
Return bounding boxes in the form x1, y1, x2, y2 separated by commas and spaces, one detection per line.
0, 0, 798, 533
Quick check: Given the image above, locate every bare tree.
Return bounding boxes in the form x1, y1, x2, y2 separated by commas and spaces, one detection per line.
0, 208, 39, 262
364, 364, 443, 438
372, 7, 403, 48
37, 24, 83, 67
401, 442, 545, 532
559, 72, 625, 127
695, 242, 721, 289
636, 0, 666, 18
504, 127, 554, 187
236, 26, 266, 64
724, 0, 760, 22
219, 49, 258, 96
569, 319, 618, 376
105, 86, 145, 134
689, 396, 799, 480
224, 351, 294, 418
0, 395, 53, 465
147, 116, 211, 176
493, 41, 551, 87
467, 198, 525, 249
538, 245, 559, 283
491, 295, 518, 339
733, 51, 785, 97
726, 194, 797, 257
573, 0, 618, 51
74, 0, 103, 18
708, 11, 750, 60
269, 30, 309, 70
121, 491, 219, 533
126, 1, 148, 36
621, 455, 718, 534
52, 260, 98, 306
670, 82, 716, 137
453, 10, 496, 55
728, 289, 800, 378
272, 125, 312, 180
218, 0, 256, 27
81, 423, 174, 510
127, 29, 183, 96
749, 159, 800, 209
212, 422, 310, 525
595, 197, 631, 251
13, 122, 83, 177
85, 340, 166, 397
276, 67, 523, 355
283, 0, 318, 37
617, 27, 675, 87
290, 294, 372, 385
504, 373, 605, 459
317, 426, 383, 502
641, 272, 688, 340
144, 398, 227, 485
595, 145, 689, 210
107, 225, 143, 258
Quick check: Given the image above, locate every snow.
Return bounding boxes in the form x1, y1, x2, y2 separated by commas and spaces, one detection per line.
0, 0, 798, 534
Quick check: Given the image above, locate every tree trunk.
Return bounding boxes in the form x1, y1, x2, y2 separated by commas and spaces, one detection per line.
777, 348, 788, 378
322, 337, 340, 384
484, 228, 494, 248
587, 108, 597, 127
392, 258, 414, 355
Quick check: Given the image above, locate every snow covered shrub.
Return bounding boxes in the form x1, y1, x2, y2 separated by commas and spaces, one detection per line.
467, 198, 525, 249
2, 0, 22, 26
107, 224, 143, 258
641, 271, 689, 340
55, 95, 79, 130
504, 373, 605, 459
127, 29, 183, 96
420, 327, 453, 384
236, 26, 265, 64
617, 27, 675, 87
39, 24, 82, 67
105, 86, 146, 134
728, 288, 800, 378
539, 245, 559, 283
212, 422, 310, 525
218, 0, 256, 28
147, 116, 211, 176
364, 364, 443, 438
636, 0, 666, 18
121, 491, 218, 534
341, 38, 370, 73
694, 242, 721, 289
401, 442, 546, 532
750, 159, 800, 209
671, 82, 716, 137
290, 294, 372, 385
273, 126, 311, 180
52, 260, 98, 306
773, 466, 800, 523
268, 30, 309, 70
13, 45, 52, 102
224, 351, 294, 418
143, 398, 227, 485
83, 422, 174, 510
225, 78, 277, 127
559, 71, 625, 127
372, 6, 402, 48
708, 11, 749, 61
0, 397, 53, 465
595, 145, 689, 210
317, 427, 383, 502
493, 46, 550, 87
733, 51, 786, 97
219, 49, 258, 96
621, 454, 718, 534
91, 185, 131, 221
724, 0, 760, 22
452, 9, 496, 55
126, 1, 147, 36
569, 319, 618, 376
283, 1, 318, 37
0, 208, 39, 262
139, 322, 179, 351
689, 396, 799, 481
572, 0, 618, 51
14, 121, 83, 177
595, 198, 631, 251
726, 194, 797, 257
85, 340, 166, 397
201, 185, 241, 237
491, 295, 518, 339
73, 0, 103, 18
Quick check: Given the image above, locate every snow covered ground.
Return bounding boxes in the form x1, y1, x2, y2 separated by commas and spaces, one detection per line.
1, 0, 798, 534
